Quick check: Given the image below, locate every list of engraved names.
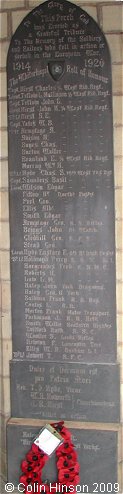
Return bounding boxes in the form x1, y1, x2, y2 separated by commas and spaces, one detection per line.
8, 1, 116, 363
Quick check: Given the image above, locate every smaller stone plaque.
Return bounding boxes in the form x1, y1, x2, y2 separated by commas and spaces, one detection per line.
7, 423, 118, 490
10, 361, 120, 422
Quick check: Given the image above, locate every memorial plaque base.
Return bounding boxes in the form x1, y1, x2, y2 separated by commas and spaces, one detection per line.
10, 360, 120, 423
7, 419, 120, 491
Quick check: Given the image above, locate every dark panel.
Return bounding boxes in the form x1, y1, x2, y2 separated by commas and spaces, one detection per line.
10, 361, 120, 422
7, 424, 118, 489
7, 2, 119, 485
7, 0, 116, 364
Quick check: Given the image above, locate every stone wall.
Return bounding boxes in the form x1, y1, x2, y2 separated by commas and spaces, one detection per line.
0, 0, 122, 483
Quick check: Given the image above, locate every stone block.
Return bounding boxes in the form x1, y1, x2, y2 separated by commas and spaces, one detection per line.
117, 314, 123, 345
1, 0, 25, 8
1, 251, 10, 281
0, 41, 9, 68
114, 127, 123, 156
0, 161, 8, 189
2, 339, 12, 377
115, 189, 123, 220
106, 34, 123, 64
7, 423, 118, 488
0, 13, 7, 39
12, 10, 31, 34
112, 65, 123, 94
0, 414, 7, 451
116, 251, 123, 281
114, 157, 122, 188
0, 222, 10, 249
102, 5, 123, 32
81, 6, 97, 21
0, 340, 2, 375
1, 376, 10, 415
0, 100, 7, 128
0, 72, 7, 98
117, 344, 123, 380
10, 360, 120, 423
0, 449, 7, 480
2, 312, 12, 340
1, 191, 9, 220
113, 96, 122, 126
29, 0, 44, 6
0, 131, 8, 159
121, 383, 123, 422
115, 220, 123, 250
2, 281, 11, 311
118, 431, 122, 465
116, 282, 123, 313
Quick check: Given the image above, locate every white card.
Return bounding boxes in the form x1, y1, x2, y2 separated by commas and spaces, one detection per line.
34, 426, 63, 455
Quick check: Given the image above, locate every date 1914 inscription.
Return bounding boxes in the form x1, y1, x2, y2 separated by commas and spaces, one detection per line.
7, 0, 116, 364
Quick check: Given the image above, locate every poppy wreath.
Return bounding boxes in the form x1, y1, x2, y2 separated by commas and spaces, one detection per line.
19, 421, 80, 494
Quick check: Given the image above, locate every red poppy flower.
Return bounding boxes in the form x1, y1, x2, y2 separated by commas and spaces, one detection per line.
26, 446, 47, 466
58, 468, 76, 483
60, 427, 72, 442
58, 463, 79, 477
57, 455, 79, 470
69, 462, 80, 474
56, 442, 74, 457
52, 423, 71, 442
31, 443, 47, 456
21, 460, 30, 472
57, 457, 70, 469
21, 459, 36, 474
32, 470, 42, 482
31, 444, 39, 454
26, 450, 38, 463
32, 444, 48, 463
66, 450, 78, 463
19, 474, 33, 489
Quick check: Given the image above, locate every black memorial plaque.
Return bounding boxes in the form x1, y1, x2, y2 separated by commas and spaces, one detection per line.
10, 361, 120, 422
7, 0, 116, 364
7, 2, 119, 485
7, 424, 118, 488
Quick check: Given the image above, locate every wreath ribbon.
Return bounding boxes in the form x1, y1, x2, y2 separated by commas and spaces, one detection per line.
19, 421, 80, 493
